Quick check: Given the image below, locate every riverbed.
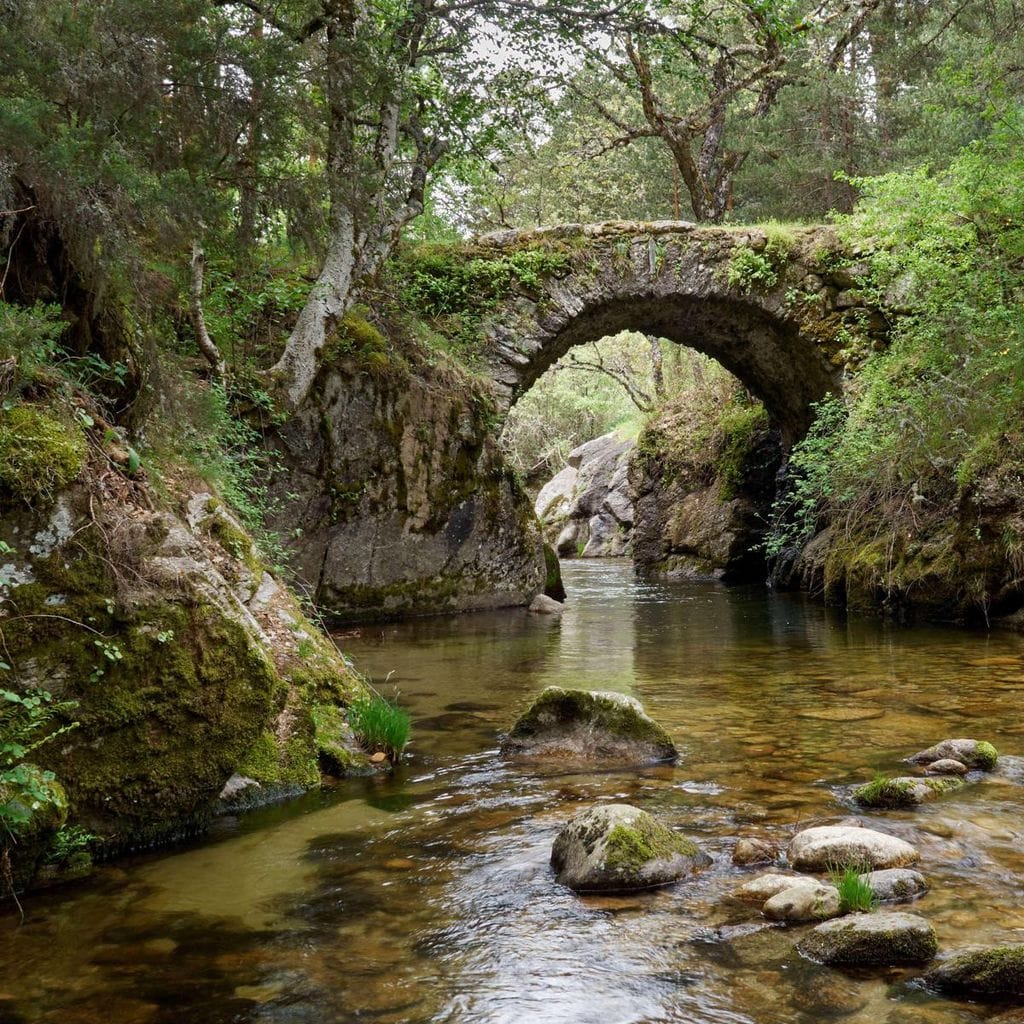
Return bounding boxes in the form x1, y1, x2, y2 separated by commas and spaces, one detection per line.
3, 560, 1024, 1023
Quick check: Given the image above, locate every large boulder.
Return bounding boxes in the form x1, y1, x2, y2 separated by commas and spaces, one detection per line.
853, 775, 963, 808
550, 803, 709, 892
535, 433, 636, 558
797, 912, 938, 966
926, 946, 1024, 1000
908, 738, 999, 770
788, 825, 919, 871
501, 687, 678, 764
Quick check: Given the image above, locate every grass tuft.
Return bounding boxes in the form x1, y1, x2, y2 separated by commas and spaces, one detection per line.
347, 692, 411, 764
828, 861, 878, 914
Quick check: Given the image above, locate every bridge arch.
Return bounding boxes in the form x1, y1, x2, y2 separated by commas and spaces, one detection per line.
474, 221, 886, 442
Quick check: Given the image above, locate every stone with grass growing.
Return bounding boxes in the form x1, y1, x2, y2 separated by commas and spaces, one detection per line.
853, 774, 963, 809
828, 862, 878, 913
346, 692, 411, 764
551, 803, 709, 893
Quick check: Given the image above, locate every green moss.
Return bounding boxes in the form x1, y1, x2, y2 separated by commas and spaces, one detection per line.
604, 818, 698, 872
236, 726, 319, 788
0, 404, 86, 505
853, 775, 917, 808
543, 543, 566, 601
974, 740, 999, 769
931, 946, 1024, 997
716, 404, 770, 499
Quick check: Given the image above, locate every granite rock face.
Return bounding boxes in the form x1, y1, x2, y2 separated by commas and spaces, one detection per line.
271, 350, 546, 621
536, 433, 636, 558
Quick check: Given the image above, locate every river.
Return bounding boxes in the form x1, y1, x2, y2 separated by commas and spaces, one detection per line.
3, 560, 1024, 1023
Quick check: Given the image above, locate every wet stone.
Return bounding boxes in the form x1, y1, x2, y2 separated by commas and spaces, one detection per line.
797, 911, 938, 966
732, 837, 777, 866
926, 945, 1024, 1000
763, 882, 841, 923
907, 737, 999, 770
853, 775, 963, 808
733, 873, 808, 903
788, 825, 919, 871
860, 868, 928, 903
550, 803, 709, 893
923, 758, 969, 775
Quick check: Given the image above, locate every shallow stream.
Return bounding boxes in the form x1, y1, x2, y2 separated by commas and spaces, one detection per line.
3, 560, 1024, 1023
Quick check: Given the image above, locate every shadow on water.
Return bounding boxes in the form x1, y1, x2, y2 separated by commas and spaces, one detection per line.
2, 561, 1024, 1023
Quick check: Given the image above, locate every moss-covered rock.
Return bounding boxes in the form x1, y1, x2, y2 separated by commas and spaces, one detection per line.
926, 946, 1024, 999
908, 738, 999, 770
501, 686, 678, 764
543, 543, 566, 601
550, 803, 709, 892
853, 774, 964, 808
797, 911, 938, 966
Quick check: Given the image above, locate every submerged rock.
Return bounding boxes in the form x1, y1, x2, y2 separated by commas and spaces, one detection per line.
797, 912, 938, 966
501, 686, 678, 764
732, 837, 777, 866
926, 945, 1024, 999
763, 882, 841, 923
853, 775, 963, 808
788, 825, 919, 871
528, 593, 564, 615
908, 738, 998, 770
860, 868, 929, 903
550, 803, 709, 892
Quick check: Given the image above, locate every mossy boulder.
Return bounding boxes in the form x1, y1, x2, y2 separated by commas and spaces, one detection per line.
908, 738, 999, 770
926, 946, 1024, 1000
0, 767, 67, 887
797, 912, 938, 966
501, 686, 678, 764
788, 825, 919, 871
853, 774, 964, 809
550, 803, 709, 892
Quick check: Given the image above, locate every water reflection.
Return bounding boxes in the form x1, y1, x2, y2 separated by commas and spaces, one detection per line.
2, 561, 1023, 1024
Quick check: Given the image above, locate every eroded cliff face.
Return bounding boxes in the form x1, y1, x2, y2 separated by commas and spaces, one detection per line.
271, 347, 546, 621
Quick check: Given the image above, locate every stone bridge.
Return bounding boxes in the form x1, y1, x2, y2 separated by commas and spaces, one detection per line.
471, 220, 887, 440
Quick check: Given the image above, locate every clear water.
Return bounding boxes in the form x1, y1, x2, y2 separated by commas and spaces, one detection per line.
3, 560, 1024, 1023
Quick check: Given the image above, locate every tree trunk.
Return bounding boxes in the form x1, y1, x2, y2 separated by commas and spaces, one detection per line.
189, 241, 225, 382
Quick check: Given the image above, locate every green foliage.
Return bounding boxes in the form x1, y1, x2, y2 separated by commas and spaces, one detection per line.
346, 692, 411, 764
0, 301, 64, 386
767, 117, 1024, 580
828, 861, 878, 914
717, 404, 770, 499
0, 689, 76, 838
0, 404, 87, 506
726, 245, 779, 292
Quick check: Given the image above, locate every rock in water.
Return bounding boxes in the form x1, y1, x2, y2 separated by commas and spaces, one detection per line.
924, 758, 969, 775
528, 593, 564, 615
853, 775, 963, 808
860, 868, 929, 903
763, 882, 842, 923
733, 873, 810, 902
732, 837, 776, 866
550, 804, 709, 892
907, 738, 999, 770
926, 946, 1024, 999
788, 826, 919, 870
501, 686, 678, 764
797, 912, 938, 966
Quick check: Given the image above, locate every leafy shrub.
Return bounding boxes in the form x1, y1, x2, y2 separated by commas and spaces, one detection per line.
347, 692, 411, 764
726, 245, 779, 292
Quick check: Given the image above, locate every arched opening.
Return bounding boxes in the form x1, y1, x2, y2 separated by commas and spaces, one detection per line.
502, 326, 786, 582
